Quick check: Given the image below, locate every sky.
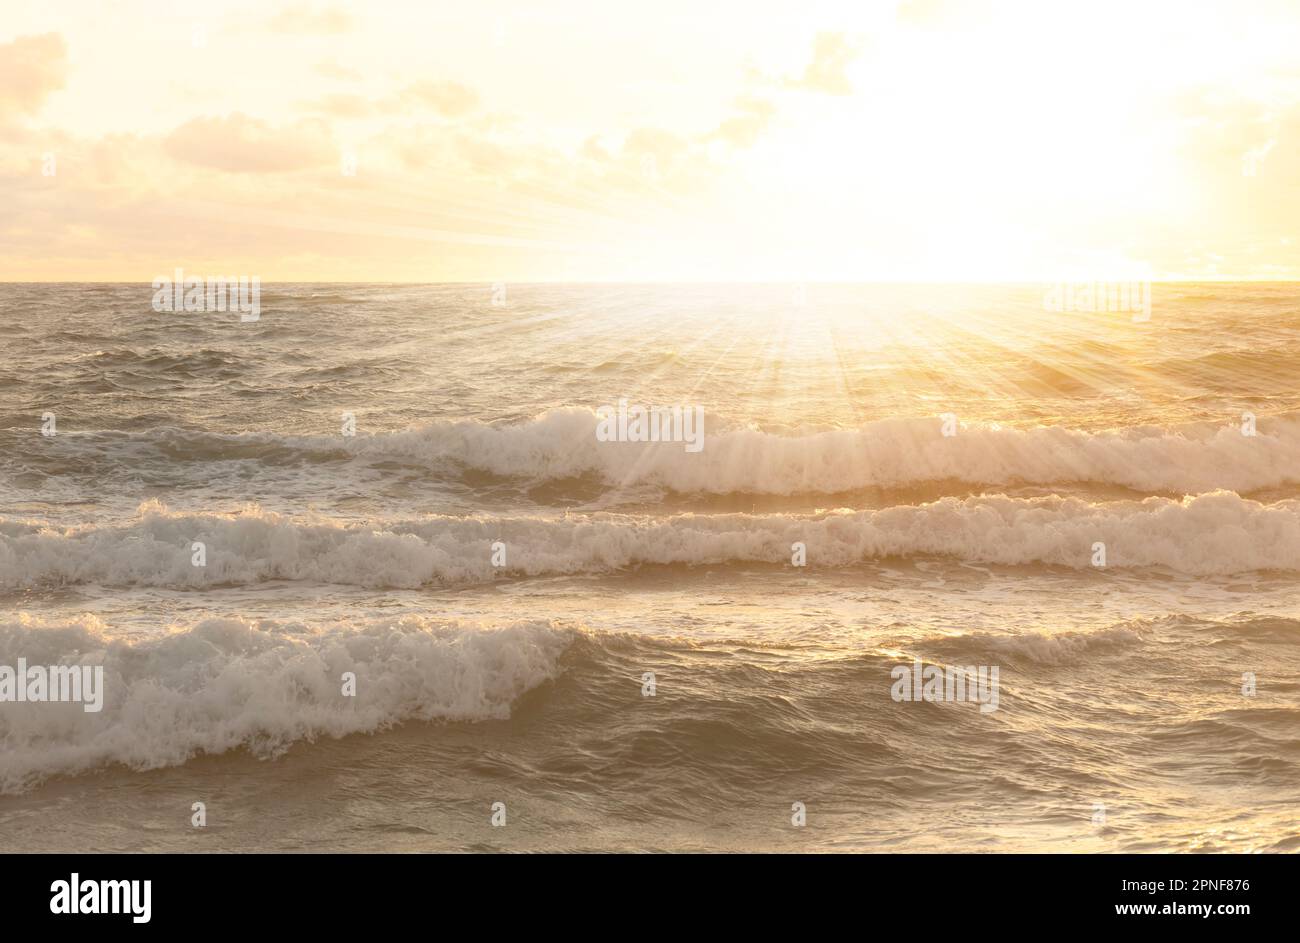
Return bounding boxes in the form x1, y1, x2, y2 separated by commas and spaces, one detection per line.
1, 0, 1298, 281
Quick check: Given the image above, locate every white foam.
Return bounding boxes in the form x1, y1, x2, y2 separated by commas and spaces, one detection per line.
3, 491, 1298, 588
0, 613, 573, 793
35, 412, 1300, 501
350, 409, 1300, 495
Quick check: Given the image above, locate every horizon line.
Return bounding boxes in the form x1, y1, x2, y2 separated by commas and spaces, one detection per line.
1, 277, 1298, 286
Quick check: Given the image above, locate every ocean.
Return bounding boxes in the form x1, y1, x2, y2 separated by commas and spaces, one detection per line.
1, 281, 1298, 852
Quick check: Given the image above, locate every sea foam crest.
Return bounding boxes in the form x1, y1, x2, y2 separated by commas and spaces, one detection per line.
0, 613, 574, 793
3, 491, 1298, 588
320, 410, 1300, 494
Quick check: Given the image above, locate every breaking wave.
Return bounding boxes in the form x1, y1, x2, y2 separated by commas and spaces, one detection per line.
18, 410, 1300, 497
3, 490, 1299, 588
0, 613, 574, 793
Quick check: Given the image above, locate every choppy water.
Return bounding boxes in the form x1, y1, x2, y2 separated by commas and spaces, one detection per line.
1, 282, 1298, 851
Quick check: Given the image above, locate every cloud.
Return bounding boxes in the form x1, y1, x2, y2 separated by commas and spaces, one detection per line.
621, 127, 687, 166
164, 113, 335, 172
385, 122, 523, 178
300, 93, 375, 118
300, 80, 480, 119
710, 96, 776, 147
610, 127, 711, 192
453, 133, 514, 175
315, 61, 361, 81
0, 33, 68, 119
786, 32, 860, 96
396, 81, 479, 117
268, 5, 354, 35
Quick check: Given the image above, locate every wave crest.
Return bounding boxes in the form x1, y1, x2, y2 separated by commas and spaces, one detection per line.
17, 410, 1300, 496
3, 491, 1298, 588
0, 613, 573, 793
